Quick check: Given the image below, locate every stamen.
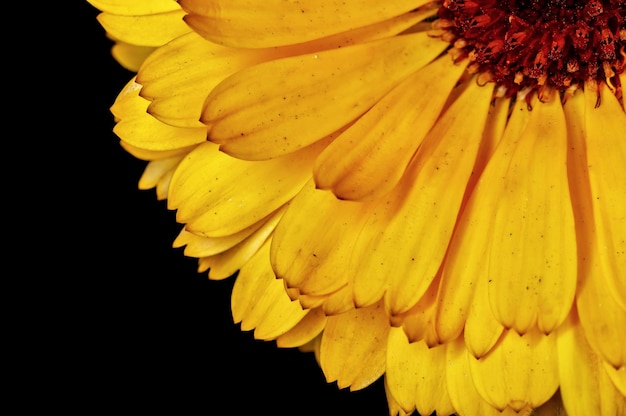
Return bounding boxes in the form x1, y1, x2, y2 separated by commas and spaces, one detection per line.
438, 0, 626, 102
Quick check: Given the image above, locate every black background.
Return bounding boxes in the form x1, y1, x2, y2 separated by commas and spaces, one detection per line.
55, 2, 390, 413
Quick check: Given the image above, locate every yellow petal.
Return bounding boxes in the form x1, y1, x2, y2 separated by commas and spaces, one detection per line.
179, 0, 430, 48
173, 216, 269, 258
398, 274, 442, 348
138, 155, 184, 200
386, 328, 455, 416
318, 284, 357, 316
557, 309, 626, 416
583, 82, 626, 311
277, 81, 496, 313
197, 206, 284, 279
232, 239, 309, 340
446, 336, 514, 416
296, 331, 322, 355
313, 56, 469, 201
169, 140, 322, 237
136, 11, 432, 129
320, 301, 388, 391
564, 87, 626, 369
111, 42, 154, 72
88, 0, 180, 15
434, 96, 512, 343
276, 308, 327, 348
111, 79, 206, 151
137, 32, 275, 128
353, 80, 494, 316
271, 180, 369, 297
384, 387, 411, 416
465, 96, 511, 196
464, 266, 505, 358
531, 392, 567, 416
96, 7, 189, 47
119, 141, 195, 161
292, 292, 326, 310
202, 32, 448, 160
469, 328, 559, 411
478, 93, 576, 334
604, 363, 626, 397
488, 93, 576, 333
576, 246, 626, 368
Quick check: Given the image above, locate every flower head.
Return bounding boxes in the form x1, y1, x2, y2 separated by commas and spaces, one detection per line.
90, 0, 626, 414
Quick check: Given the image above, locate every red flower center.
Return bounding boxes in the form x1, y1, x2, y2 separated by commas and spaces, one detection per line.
438, 0, 626, 100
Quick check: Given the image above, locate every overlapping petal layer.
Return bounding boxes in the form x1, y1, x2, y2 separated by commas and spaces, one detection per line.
582, 84, 626, 312
387, 328, 454, 415
469, 328, 559, 411
179, 0, 430, 48
557, 309, 626, 416
91, 0, 189, 47
320, 301, 388, 391
202, 32, 448, 160
232, 239, 309, 340
92, 0, 626, 414
112, 78, 206, 150
313, 56, 469, 201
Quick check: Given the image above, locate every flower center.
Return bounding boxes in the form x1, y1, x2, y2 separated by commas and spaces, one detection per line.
437, 0, 626, 100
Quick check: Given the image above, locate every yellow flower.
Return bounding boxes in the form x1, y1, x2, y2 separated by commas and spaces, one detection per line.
89, 0, 626, 414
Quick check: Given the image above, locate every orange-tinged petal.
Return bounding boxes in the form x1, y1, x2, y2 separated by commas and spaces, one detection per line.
557, 309, 626, 416
485, 93, 576, 334
583, 82, 626, 311
96, 8, 189, 47
179, 0, 430, 48
469, 328, 559, 411
202, 32, 448, 160
320, 301, 388, 391
434, 96, 512, 343
232, 239, 309, 340
446, 336, 514, 416
276, 307, 327, 348
313, 56, 469, 201
169, 139, 325, 237
111, 79, 206, 150
350, 80, 494, 316
386, 328, 454, 416
196, 206, 285, 279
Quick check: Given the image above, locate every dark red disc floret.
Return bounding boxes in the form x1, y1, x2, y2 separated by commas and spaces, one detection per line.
439, 0, 626, 98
